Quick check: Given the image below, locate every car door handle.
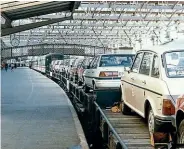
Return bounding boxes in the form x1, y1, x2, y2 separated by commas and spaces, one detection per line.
131, 77, 134, 80
92, 71, 94, 73
142, 80, 146, 84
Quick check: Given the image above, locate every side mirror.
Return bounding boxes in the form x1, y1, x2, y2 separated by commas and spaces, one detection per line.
70, 65, 72, 68
87, 65, 90, 69
125, 67, 130, 73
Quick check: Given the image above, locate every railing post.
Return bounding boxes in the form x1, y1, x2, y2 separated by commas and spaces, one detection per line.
10, 47, 12, 58
32, 45, 34, 56
63, 44, 64, 55
53, 44, 55, 53
94, 47, 95, 56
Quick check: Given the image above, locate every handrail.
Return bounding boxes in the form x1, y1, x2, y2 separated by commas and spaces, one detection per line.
94, 101, 128, 149
59, 73, 128, 149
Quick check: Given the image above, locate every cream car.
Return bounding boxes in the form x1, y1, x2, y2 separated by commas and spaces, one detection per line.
120, 38, 184, 134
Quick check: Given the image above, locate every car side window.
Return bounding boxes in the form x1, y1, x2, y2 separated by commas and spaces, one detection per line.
89, 57, 96, 68
131, 52, 143, 73
151, 55, 160, 78
139, 52, 153, 76
92, 56, 99, 69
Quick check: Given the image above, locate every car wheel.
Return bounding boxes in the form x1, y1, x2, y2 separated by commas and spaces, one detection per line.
84, 84, 90, 93
78, 81, 83, 86
82, 76, 85, 84
148, 108, 155, 134
93, 82, 97, 91
75, 75, 78, 84
177, 119, 184, 145
121, 87, 131, 115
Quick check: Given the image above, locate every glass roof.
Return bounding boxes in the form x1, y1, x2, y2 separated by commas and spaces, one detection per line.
1, 1, 184, 50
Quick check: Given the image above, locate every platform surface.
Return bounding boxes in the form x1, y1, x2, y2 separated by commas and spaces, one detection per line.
1, 68, 86, 149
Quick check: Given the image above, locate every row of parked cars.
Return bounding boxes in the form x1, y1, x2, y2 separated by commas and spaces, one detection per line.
50, 56, 93, 85
51, 38, 184, 144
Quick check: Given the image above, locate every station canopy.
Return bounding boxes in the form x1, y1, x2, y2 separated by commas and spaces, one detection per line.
1, 1, 184, 51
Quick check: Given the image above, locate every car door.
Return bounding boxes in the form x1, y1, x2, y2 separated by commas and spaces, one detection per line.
123, 52, 144, 108
84, 57, 96, 86
146, 54, 162, 117
89, 56, 100, 87
135, 52, 153, 117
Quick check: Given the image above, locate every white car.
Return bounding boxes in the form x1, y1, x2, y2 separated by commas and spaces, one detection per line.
50, 60, 56, 72
54, 60, 63, 73
121, 38, 184, 134
83, 54, 134, 92
70, 58, 84, 81
58, 60, 65, 73
63, 59, 75, 78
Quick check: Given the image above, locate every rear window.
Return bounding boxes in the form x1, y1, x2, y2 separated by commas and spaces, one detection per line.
164, 50, 184, 78
99, 55, 134, 67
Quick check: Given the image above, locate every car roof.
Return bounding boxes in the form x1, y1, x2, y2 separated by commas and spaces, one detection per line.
97, 53, 135, 56
139, 37, 184, 55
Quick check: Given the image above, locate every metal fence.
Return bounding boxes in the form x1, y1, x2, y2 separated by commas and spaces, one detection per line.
1, 44, 108, 59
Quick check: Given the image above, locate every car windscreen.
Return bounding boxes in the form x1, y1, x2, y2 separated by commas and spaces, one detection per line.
99, 55, 134, 67
164, 50, 184, 78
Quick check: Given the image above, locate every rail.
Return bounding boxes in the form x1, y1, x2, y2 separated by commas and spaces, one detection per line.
94, 101, 128, 149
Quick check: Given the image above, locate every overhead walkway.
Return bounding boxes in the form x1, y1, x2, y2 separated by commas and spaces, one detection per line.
1, 67, 88, 149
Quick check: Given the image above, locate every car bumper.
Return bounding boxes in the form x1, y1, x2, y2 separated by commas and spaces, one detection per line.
95, 79, 121, 89
154, 115, 176, 132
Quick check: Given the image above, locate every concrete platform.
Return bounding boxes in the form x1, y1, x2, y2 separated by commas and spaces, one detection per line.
1, 67, 88, 149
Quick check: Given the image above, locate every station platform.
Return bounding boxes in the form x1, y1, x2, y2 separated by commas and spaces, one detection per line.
1, 68, 88, 149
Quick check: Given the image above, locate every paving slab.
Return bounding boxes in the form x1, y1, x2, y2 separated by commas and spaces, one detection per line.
1, 68, 88, 149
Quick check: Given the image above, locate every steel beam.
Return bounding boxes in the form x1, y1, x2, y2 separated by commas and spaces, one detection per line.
2, 43, 105, 50
1, 43, 109, 58
1, 12, 12, 28
73, 16, 184, 21
12, 20, 175, 27
1, 16, 73, 36
81, 3, 184, 10
73, 10, 184, 15
72, 2, 81, 13
1, 2, 49, 12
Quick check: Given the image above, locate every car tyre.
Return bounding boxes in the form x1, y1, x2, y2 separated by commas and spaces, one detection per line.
84, 84, 90, 93
78, 80, 83, 86
93, 82, 97, 91
121, 87, 131, 115
121, 101, 131, 115
177, 119, 184, 145
75, 74, 78, 84
148, 107, 155, 135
